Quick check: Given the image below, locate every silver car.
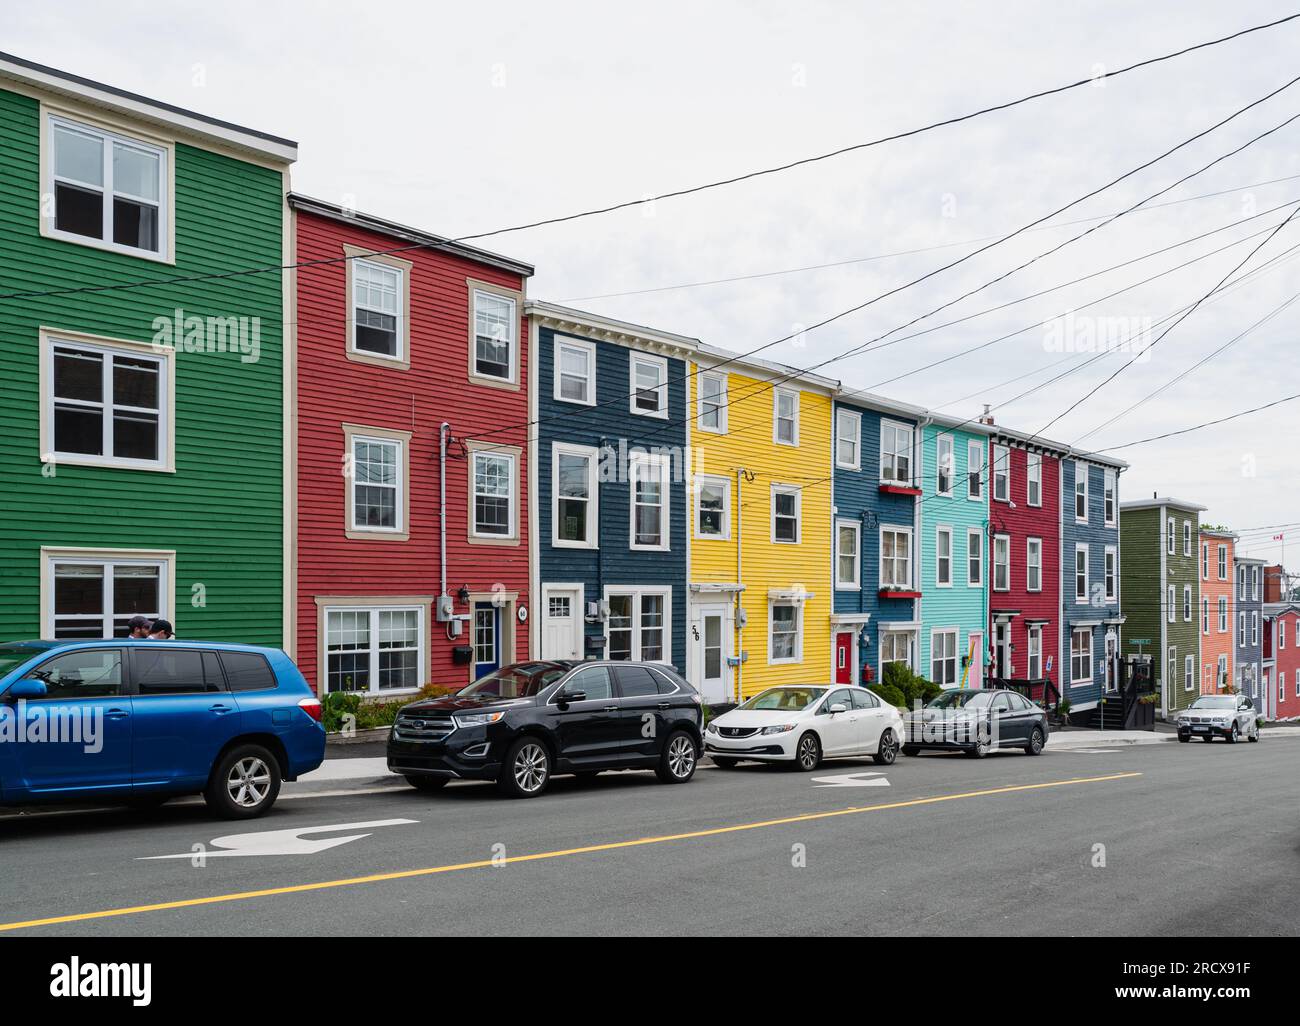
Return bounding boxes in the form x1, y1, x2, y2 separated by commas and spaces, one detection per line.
1175, 694, 1260, 744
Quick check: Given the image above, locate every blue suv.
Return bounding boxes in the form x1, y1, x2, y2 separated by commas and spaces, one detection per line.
0, 640, 325, 819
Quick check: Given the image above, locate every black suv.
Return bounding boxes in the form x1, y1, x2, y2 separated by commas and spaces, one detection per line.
387, 661, 704, 798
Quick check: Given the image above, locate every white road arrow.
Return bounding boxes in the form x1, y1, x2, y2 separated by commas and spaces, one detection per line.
141, 819, 418, 860
810, 771, 891, 788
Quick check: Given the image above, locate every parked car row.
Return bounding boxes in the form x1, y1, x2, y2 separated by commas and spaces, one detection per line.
0, 642, 1262, 820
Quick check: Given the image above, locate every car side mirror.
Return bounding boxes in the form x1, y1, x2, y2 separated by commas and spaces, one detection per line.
6, 678, 47, 700
559, 690, 587, 705
828, 702, 846, 714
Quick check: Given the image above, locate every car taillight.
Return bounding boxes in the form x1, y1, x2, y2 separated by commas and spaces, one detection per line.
298, 697, 323, 723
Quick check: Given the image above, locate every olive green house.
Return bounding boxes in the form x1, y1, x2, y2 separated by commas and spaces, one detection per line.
1120, 497, 1208, 718
0, 53, 296, 645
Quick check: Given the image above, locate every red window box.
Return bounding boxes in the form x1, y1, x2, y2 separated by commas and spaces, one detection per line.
879, 483, 921, 496
879, 589, 922, 600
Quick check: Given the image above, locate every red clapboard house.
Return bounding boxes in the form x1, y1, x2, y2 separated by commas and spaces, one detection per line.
289, 195, 534, 697
986, 425, 1063, 705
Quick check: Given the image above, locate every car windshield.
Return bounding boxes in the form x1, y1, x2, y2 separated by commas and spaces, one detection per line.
927, 691, 994, 709
1189, 696, 1236, 710
458, 663, 568, 700
0, 646, 37, 680
740, 687, 827, 711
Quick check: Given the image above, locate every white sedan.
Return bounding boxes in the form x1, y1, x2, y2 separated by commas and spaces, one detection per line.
704, 685, 903, 771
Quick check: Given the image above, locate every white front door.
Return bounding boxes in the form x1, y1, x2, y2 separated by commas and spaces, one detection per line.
690, 601, 732, 704
966, 632, 983, 688
541, 586, 582, 660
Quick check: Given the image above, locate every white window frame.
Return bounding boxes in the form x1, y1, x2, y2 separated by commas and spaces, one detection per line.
773, 388, 800, 446
1202, 597, 1210, 635
880, 419, 915, 485
470, 285, 519, 386
1074, 543, 1088, 603
930, 627, 958, 687
993, 533, 1010, 592
322, 604, 426, 697
1104, 545, 1117, 603
1183, 520, 1192, 557
347, 430, 409, 539
40, 330, 174, 473
1028, 624, 1043, 680
771, 484, 802, 545
41, 546, 174, 640
880, 526, 914, 590
936, 433, 954, 497
967, 528, 983, 587
1201, 543, 1209, 581
992, 444, 1010, 502
1027, 452, 1042, 508
1027, 537, 1043, 593
1239, 611, 1247, 647
1184, 653, 1194, 692
1218, 597, 1228, 633
697, 371, 728, 433
553, 335, 596, 406
835, 519, 861, 590
551, 442, 599, 550
694, 473, 732, 541
1103, 469, 1116, 526
44, 111, 171, 262
349, 256, 407, 365
1074, 462, 1087, 522
836, 409, 861, 470
629, 451, 671, 551
936, 525, 953, 588
1183, 585, 1192, 622
1071, 627, 1093, 685
768, 600, 804, 665
1168, 586, 1177, 625
629, 353, 669, 419
1218, 545, 1228, 580
1252, 566, 1260, 600
967, 440, 984, 500
1252, 611, 1260, 645
1167, 517, 1176, 555
469, 448, 518, 542
605, 587, 672, 664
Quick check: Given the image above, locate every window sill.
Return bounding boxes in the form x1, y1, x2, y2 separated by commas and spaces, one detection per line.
469, 372, 520, 392
45, 453, 175, 474
346, 348, 410, 371
468, 534, 520, 546
879, 590, 921, 600
43, 224, 173, 265
345, 528, 411, 542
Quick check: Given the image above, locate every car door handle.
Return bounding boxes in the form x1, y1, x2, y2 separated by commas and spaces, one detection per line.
106, 708, 130, 720
657, 702, 671, 710
603, 705, 619, 712
209, 704, 235, 715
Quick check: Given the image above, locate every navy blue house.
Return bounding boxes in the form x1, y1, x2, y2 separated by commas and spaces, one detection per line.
830, 392, 925, 687
1059, 453, 1127, 716
527, 303, 697, 672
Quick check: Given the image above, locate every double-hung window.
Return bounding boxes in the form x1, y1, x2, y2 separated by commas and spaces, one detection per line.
1252, 612, 1259, 645
695, 475, 731, 539
554, 336, 595, 405
348, 429, 408, 537
774, 389, 799, 445
880, 421, 914, 484
1074, 544, 1088, 602
630, 354, 669, 418
1104, 546, 1117, 602
471, 449, 516, 540
967, 440, 984, 499
1239, 611, 1247, 647
836, 410, 861, 470
1074, 463, 1087, 521
351, 257, 405, 361
47, 114, 168, 259
1218, 597, 1228, 633
936, 434, 954, 496
1167, 517, 1176, 555
769, 602, 803, 663
1071, 628, 1093, 684
697, 371, 727, 432
836, 520, 861, 589
1026, 537, 1042, 592
553, 443, 598, 548
1183, 585, 1192, 622
471, 286, 518, 384
607, 590, 670, 663
44, 334, 169, 470
880, 527, 913, 589
936, 526, 953, 587
1184, 654, 1194, 692
993, 534, 1010, 592
1028, 625, 1043, 679
630, 452, 670, 550
1201, 543, 1209, 581
1027, 453, 1042, 507
931, 629, 958, 687
992, 444, 1010, 501
324, 606, 423, 694
967, 528, 983, 586
46, 552, 169, 640
1218, 545, 1227, 580
1168, 586, 1177, 625
1103, 470, 1116, 525
772, 485, 801, 544
1202, 597, 1210, 634
1183, 521, 1192, 557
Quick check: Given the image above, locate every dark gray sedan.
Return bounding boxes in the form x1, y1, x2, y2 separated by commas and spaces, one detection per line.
901, 688, 1048, 758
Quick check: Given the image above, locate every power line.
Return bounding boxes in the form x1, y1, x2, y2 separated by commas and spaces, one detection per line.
1096, 392, 1300, 451
2, 11, 1296, 309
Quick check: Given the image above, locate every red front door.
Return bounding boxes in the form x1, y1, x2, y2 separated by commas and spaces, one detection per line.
835, 632, 853, 684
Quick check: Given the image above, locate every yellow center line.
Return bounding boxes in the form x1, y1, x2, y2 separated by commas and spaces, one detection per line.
0, 771, 1141, 933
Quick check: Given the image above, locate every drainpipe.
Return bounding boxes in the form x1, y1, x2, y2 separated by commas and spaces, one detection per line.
916, 416, 932, 677
439, 422, 451, 603
735, 466, 744, 704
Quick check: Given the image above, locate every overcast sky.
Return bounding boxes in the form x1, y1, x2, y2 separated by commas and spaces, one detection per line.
8, 1, 1299, 559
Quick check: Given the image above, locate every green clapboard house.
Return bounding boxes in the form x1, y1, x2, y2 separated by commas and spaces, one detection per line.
0, 54, 296, 645
1119, 497, 1208, 718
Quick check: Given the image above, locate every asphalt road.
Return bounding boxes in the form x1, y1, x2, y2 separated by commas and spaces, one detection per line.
1, 737, 1297, 936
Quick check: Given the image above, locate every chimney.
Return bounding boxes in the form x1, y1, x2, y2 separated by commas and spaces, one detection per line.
979, 404, 995, 426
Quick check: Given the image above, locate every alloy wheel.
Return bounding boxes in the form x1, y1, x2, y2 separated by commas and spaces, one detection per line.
513, 743, 549, 793
797, 735, 819, 770
667, 735, 696, 778
227, 756, 271, 808
878, 729, 899, 764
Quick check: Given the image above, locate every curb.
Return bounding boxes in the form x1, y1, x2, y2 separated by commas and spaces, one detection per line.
326, 726, 392, 746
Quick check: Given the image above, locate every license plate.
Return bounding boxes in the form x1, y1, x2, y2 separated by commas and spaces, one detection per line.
1193, 725, 1209, 732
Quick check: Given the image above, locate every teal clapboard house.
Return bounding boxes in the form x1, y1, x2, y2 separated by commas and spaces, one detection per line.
918, 416, 992, 691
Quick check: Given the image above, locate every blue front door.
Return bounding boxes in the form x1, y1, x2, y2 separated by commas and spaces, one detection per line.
8, 647, 133, 797
473, 604, 501, 679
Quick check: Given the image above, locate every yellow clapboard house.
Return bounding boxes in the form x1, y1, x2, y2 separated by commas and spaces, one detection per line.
686, 346, 837, 703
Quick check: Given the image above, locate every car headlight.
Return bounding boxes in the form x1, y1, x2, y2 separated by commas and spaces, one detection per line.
1214, 717, 1230, 726
761, 724, 795, 735
453, 711, 506, 728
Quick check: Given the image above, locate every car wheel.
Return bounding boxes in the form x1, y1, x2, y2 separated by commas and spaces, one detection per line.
1226, 723, 1239, 744
1202, 735, 1215, 742
498, 738, 551, 798
711, 757, 739, 769
902, 744, 920, 757
793, 732, 822, 771
656, 731, 699, 784
1178, 734, 1190, 743
874, 728, 899, 766
964, 739, 989, 758
1025, 726, 1045, 756
405, 775, 449, 793
1248, 723, 1260, 742
204, 744, 281, 820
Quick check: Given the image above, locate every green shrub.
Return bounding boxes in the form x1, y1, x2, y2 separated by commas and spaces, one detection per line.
323, 683, 462, 734
868, 683, 907, 709
881, 662, 940, 710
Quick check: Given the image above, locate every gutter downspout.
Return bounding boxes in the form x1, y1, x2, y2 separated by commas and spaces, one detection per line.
916, 416, 932, 679
735, 466, 744, 704
440, 422, 451, 604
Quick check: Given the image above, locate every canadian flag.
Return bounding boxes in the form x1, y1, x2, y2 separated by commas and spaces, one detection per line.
1274, 533, 1286, 541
